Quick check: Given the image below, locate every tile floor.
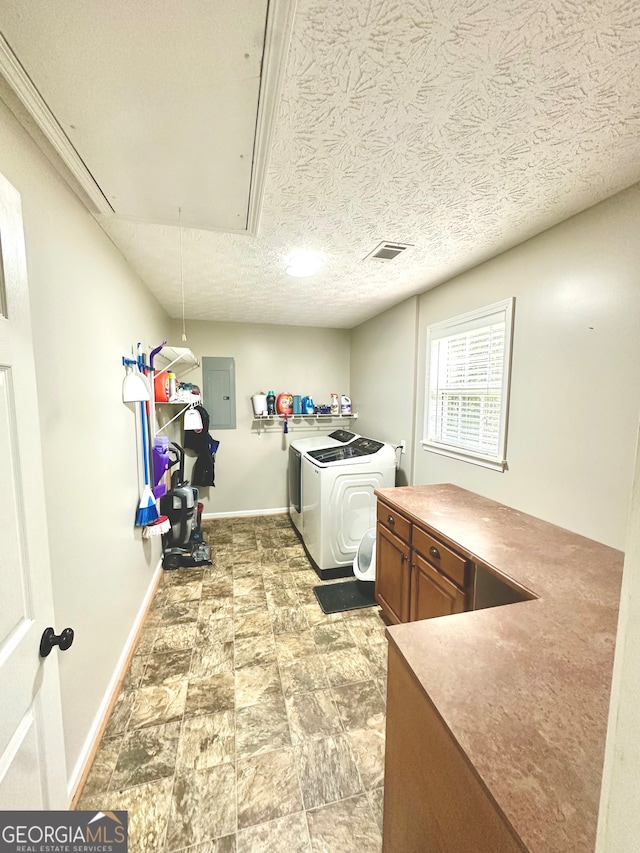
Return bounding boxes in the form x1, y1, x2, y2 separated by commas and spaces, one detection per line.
77, 514, 389, 853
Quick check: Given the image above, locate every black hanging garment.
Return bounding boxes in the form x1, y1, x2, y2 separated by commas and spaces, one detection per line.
184, 405, 219, 487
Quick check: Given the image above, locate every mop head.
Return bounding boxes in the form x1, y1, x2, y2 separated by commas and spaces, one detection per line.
135, 486, 159, 527
143, 515, 170, 538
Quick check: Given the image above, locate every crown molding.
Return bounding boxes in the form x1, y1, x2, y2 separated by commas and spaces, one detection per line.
246, 0, 298, 236
0, 32, 113, 215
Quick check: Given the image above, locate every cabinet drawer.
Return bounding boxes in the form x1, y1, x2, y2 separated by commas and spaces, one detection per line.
412, 526, 469, 590
377, 501, 411, 545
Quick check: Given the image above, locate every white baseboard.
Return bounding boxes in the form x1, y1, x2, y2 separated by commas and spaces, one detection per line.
67, 559, 163, 802
202, 507, 289, 520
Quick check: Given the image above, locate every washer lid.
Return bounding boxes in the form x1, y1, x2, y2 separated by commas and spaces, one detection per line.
307, 437, 385, 464
289, 430, 358, 454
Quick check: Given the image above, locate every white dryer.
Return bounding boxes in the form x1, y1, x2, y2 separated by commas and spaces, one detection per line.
301, 437, 396, 579
288, 429, 358, 534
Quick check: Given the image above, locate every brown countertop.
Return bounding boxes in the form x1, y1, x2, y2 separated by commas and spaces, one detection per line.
376, 483, 624, 853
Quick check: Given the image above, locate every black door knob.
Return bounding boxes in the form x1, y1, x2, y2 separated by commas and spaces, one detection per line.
39, 627, 74, 658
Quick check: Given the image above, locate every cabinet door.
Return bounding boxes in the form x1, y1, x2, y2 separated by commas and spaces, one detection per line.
376, 523, 411, 624
410, 553, 465, 622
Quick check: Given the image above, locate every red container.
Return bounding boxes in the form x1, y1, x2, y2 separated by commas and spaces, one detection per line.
154, 370, 169, 402
276, 393, 293, 414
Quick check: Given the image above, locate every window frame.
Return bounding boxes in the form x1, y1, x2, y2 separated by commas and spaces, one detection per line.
422, 298, 515, 472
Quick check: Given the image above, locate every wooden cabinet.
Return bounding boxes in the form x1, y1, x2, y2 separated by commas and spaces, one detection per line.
376, 500, 412, 623
376, 497, 471, 624
376, 524, 411, 624
383, 643, 527, 852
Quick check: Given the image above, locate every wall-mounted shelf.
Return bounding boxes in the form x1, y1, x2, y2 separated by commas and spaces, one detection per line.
154, 346, 200, 378
155, 401, 202, 433
253, 413, 358, 420
152, 346, 200, 435
157, 394, 201, 406
252, 412, 358, 436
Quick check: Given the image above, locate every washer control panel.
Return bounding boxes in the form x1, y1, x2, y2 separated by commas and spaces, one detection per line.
327, 429, 357, 443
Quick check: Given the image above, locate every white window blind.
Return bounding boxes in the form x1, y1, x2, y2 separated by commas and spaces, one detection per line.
423, 299, 514, 470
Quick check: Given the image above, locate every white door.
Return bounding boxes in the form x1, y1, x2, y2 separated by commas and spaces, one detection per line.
0, 171, 68, 808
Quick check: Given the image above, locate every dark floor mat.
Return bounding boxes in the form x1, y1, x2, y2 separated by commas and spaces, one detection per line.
313, 579, 376, 614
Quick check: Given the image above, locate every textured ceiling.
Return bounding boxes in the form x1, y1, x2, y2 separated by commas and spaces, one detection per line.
14, 0, 640, 327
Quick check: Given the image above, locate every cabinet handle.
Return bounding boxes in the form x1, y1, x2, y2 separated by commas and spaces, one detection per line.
387, 514, 395, 525
429, 545, 441, 560
401, 553, 407, 564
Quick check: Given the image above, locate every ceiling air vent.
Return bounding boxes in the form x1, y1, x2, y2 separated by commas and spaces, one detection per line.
365, 241, 412, 261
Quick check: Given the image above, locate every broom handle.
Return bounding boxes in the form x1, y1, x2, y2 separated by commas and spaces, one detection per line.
149, 341, 166, 438
133, 394, 144, 496
137, 343, 153, 486
140, 401, 151, 486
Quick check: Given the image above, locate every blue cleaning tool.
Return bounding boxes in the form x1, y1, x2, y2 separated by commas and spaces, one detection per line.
134, 344, 159, 526
135, 398, 159, 526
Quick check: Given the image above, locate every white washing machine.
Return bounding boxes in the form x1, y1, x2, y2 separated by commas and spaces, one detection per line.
288, 429, 358, 534
301, 436, 396, 579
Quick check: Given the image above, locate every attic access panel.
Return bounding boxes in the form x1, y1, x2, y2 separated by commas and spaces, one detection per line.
203, 356, 236, 430
0, 0, 270, 230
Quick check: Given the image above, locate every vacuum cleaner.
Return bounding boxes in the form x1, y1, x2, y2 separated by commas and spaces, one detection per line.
160, 442, 211, 569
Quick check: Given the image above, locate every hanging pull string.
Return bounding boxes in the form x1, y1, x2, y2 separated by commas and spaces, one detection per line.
179, 206, 187, 342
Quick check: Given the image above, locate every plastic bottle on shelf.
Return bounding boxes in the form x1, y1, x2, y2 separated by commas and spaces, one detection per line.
154, 370, 169, 402
266, 391, 276, 415
168, 372, 177, 400
330, 393, 339, 415
340, 395, 351, 415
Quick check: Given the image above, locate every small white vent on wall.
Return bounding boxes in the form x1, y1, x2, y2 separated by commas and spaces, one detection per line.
365, 241, 413, 261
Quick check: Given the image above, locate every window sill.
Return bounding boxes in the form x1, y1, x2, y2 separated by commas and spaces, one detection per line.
420, 441, 507, 472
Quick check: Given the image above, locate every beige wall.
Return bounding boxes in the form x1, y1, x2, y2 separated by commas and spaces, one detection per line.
349, 296, 418, 485
409, 185, 640, 549
348, 185, 640, 549
169, 319, 351, 514
0, 99, 172, 796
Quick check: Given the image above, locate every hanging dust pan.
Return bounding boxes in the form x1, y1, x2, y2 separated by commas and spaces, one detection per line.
123, 360, 150, 403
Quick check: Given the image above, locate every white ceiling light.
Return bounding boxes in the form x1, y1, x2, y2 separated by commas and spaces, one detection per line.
285, 249, 325, 277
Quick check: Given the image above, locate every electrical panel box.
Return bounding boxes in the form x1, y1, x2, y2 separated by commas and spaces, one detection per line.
202, 356, 236, 430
